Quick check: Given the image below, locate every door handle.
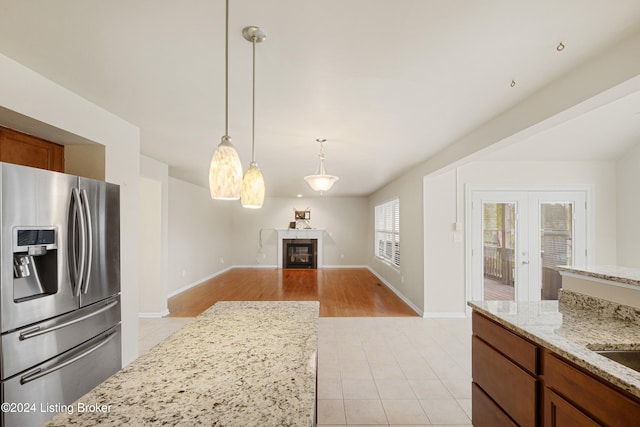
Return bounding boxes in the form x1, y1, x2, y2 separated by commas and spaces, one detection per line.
19, 299, 119, 341
80, 188, 93, 294
70, 188, 87, 296
20, 329, 118, 385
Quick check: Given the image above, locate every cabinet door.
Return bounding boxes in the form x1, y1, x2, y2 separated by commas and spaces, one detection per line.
544, 351, 640, 426
544, 389, 601, 427
0, 126, 64, 172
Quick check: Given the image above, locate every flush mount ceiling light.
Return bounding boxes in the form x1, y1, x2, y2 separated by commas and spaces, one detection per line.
209, 0, 243, 200
304, 138, 339, 192
240, 26, 267, 209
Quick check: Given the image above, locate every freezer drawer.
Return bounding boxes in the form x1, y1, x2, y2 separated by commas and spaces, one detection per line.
1, 296, 120, 379
1, 325, 121, 427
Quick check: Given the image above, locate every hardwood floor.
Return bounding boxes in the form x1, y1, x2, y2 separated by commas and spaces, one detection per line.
168, 268, 418, 317
483, 277, 515, 300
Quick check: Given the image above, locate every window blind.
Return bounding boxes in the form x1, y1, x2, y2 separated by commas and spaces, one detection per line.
375, 198, 400, 267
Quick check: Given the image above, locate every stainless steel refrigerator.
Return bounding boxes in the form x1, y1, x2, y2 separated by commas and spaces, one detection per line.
0, 162, 121, 427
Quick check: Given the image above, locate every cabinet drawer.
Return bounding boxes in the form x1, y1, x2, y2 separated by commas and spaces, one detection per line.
473, 312, 538, 374
544, 352, 640, 427
472, 336, 537, 427
472, 383, 517, 427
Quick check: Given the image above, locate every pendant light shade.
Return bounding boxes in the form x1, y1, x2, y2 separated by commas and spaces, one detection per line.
240, 161, 265, 208
209, 136, 243, 199
240, 26, 267, 208
209, 0, 243, 200
304, 139, 339, 192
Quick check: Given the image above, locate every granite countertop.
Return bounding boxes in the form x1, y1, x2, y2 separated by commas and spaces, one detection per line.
468, 291, 640, 398
559, 265, 640, 287
45, 301, 319, 427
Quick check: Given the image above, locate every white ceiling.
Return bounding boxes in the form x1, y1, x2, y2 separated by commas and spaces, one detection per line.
1, 0, 640, 196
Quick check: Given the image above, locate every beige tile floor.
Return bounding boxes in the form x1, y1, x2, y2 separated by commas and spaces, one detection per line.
138, 316, 473, 426
138, 317, 195, 355
317, 317, 472, 427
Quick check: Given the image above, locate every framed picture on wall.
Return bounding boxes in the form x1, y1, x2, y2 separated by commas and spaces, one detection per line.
295, 210, 310, 220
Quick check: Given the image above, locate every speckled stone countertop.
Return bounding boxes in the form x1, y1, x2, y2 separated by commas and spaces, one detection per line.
45, 301, 319, 427
559, 265, 640, 287
468, 291, 640, 398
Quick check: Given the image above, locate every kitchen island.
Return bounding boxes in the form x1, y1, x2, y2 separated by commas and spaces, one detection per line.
559, 265, 640, 309
469, 287, 640, 426
45, 300, 319, 427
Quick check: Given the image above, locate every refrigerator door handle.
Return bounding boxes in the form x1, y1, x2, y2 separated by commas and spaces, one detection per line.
80, 188, 93, 294
19, 330, 118, 385
18, 299, 119, 341
73, 188, 88, 296
67, 190, 80, 296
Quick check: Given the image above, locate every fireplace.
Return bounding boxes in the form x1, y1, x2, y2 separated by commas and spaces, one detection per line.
277, 229, 324, 269
283, 239, 317, 269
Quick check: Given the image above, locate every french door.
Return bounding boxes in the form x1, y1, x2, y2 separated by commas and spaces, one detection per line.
469, 189, 588, 301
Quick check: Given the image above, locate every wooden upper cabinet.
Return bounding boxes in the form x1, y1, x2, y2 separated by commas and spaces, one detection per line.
0, 126, 64, 172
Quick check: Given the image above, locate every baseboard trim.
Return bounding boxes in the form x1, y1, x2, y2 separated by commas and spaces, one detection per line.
167, 266, 233, 298
233, 264, 278, 269
323, 265, 368, 269
423, 312, 468, 318
366, 267, 424, 317
138, 309, 170, 319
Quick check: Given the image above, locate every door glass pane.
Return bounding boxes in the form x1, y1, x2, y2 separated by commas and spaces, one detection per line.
540, 202, 573, 300
483, 203, 516, 300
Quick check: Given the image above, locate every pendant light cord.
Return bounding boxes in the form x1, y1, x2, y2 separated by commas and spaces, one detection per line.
251, 36, 256, 162
224, 0, 229, 136
317, 141, 326, 175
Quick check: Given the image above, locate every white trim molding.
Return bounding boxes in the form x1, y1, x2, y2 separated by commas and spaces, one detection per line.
138, 309, 170, 319
167, 266, 233, 298
367, 267, 424, 317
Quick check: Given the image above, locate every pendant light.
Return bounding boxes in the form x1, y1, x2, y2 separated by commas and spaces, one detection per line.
209, 0, 243, 200
304, 138, 339, 192
240, 26, 267, 209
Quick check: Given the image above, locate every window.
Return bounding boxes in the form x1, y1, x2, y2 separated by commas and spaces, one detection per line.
375, 198, 400, 267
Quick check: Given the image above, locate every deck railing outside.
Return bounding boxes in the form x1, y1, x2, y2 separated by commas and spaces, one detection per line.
483, 245, 515, 286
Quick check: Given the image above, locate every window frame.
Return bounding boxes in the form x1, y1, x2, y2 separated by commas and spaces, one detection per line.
374, 198, 400, 268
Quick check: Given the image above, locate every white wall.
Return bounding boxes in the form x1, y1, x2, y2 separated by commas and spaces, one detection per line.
139, 156, 170, 316
138, 177, 165, 316
422, 160, 617, 315
0, 53, 141, 365
167, 177, 234, 296
424, 170, 465, 315
616, 141, 640, 268
230, 197, 369, 267
368, 168, 426, 313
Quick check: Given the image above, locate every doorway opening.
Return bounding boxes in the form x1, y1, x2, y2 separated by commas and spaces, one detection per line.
468, 187, 589, 302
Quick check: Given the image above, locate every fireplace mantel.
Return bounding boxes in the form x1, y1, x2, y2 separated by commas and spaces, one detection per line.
277, 229, 324, 269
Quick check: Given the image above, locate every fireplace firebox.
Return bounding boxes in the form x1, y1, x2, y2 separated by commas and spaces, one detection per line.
283, 239, 317, 269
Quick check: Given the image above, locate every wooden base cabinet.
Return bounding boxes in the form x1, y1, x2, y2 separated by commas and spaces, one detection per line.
472, 312, 539, 427
472, 312, 640, 427
543, 352, 640, 427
